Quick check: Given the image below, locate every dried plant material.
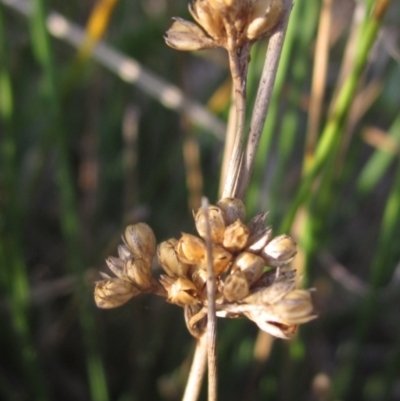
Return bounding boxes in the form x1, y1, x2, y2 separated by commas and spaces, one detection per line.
246, 226, 272, 252
231, 251, 264, 285
94, 278, 140, 309
158, 238, 190, 277
201, 244, 232, 274
164, 17, 216, 51
95, 197, 316, 341
160, 275, 199, 306
217, 197, 246, 225
194, 205, 226, 244
176, 233, 206, 264
261, 234, 297, 266
246, 0, 284, 40
223, 219, 249, 252
223, 271, 249, 302
124, 258, 153, 290
124, 223, 156, 264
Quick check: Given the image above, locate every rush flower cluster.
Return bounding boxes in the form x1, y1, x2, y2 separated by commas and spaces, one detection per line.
94, 198, 316, 339
164, 0, 284, 51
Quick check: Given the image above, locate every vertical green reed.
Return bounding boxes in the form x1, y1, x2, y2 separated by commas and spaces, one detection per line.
28, 1, 109, 400
0, 3, 49, 400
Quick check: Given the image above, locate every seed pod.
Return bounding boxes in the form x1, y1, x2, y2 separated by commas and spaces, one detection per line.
118, 244, 132, 262
165, 17, 216, 51
201, 244, 232, 275
246, 226, 272, 252
189, 0, 224, 41
124, 223, 156, 264
106, 256, 125, 279
158, 238, 190, 277
243, 309, 297, 339
246, 0, 284, 40
272, 289, 317, 325
223, 219, 249, 252
160, 275, 199, 306
223, 271, 249, 302
194, 205, 226, 244
176, 233, 206, 264
231, 252, 265, 285
243, 276, 296, 305
251, 268, 297, 290
124, 258, 152, 290
94, 278, 140, 309
217, 197, 246, 225
261, 234, 297, 266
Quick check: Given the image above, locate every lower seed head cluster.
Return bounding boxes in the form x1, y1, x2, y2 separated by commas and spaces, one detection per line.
94, 198, 317, 339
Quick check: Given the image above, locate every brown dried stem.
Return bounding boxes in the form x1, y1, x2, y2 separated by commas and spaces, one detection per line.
202, 197, 218, 401
236, 0, 293, 198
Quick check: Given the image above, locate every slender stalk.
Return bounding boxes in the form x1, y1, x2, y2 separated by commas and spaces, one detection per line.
236, 0, 293, 199
202, 197, 218, 401
222, 42, 251, 198
182, 335, 208, 401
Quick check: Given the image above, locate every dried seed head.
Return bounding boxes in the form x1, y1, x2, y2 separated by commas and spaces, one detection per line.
223, 271, 249, 302
231, 251, 265, 285
246, 226, 272, 252
222, 219, 250, 252
246, 0, 284, 40
124, 223, 156, 263
94, 278, 140, 309
201, 244, 233, 274
106, 256, 125, 280
176, 233, 206, 264
194, 205, 226, 244
261, 234, 297, 266
158, 238, 190, 277
164, 17, 216, 51
272, 289, 317, 325
217, 197, 246, 225
124, 258, 152, 290
189, 0, 224, 41
160, 275, 199, 306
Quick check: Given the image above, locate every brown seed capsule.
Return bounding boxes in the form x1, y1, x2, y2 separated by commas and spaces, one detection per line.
158, 238, 190, 277
223, 271, 249, 302
246, 0, 284, 40
189, 0, 224, 41
176, 233, 206, 264
200, 244, 232, 275
261, 234, 297, 266
247, 212, 268, 235
124, 223, 156, 264
231, 252, 265, 285
94, 278, 140, 309
194, 205, 226, 244
160, 275, 199, 306
246, 226, 272, 252
272, 289, 317, 325
223, 219, 250, 252
251, 268, 297, 290
124, 258, 152, 290
164, 17, 216, 51
217, 197, 246, 225
243, 275, 296, 305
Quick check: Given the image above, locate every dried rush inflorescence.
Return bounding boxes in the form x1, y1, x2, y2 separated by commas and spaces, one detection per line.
94, 198, 317, 339
164, 0, 285, 51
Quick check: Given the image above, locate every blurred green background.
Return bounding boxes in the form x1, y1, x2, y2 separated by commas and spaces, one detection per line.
1, 0, 400, 400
